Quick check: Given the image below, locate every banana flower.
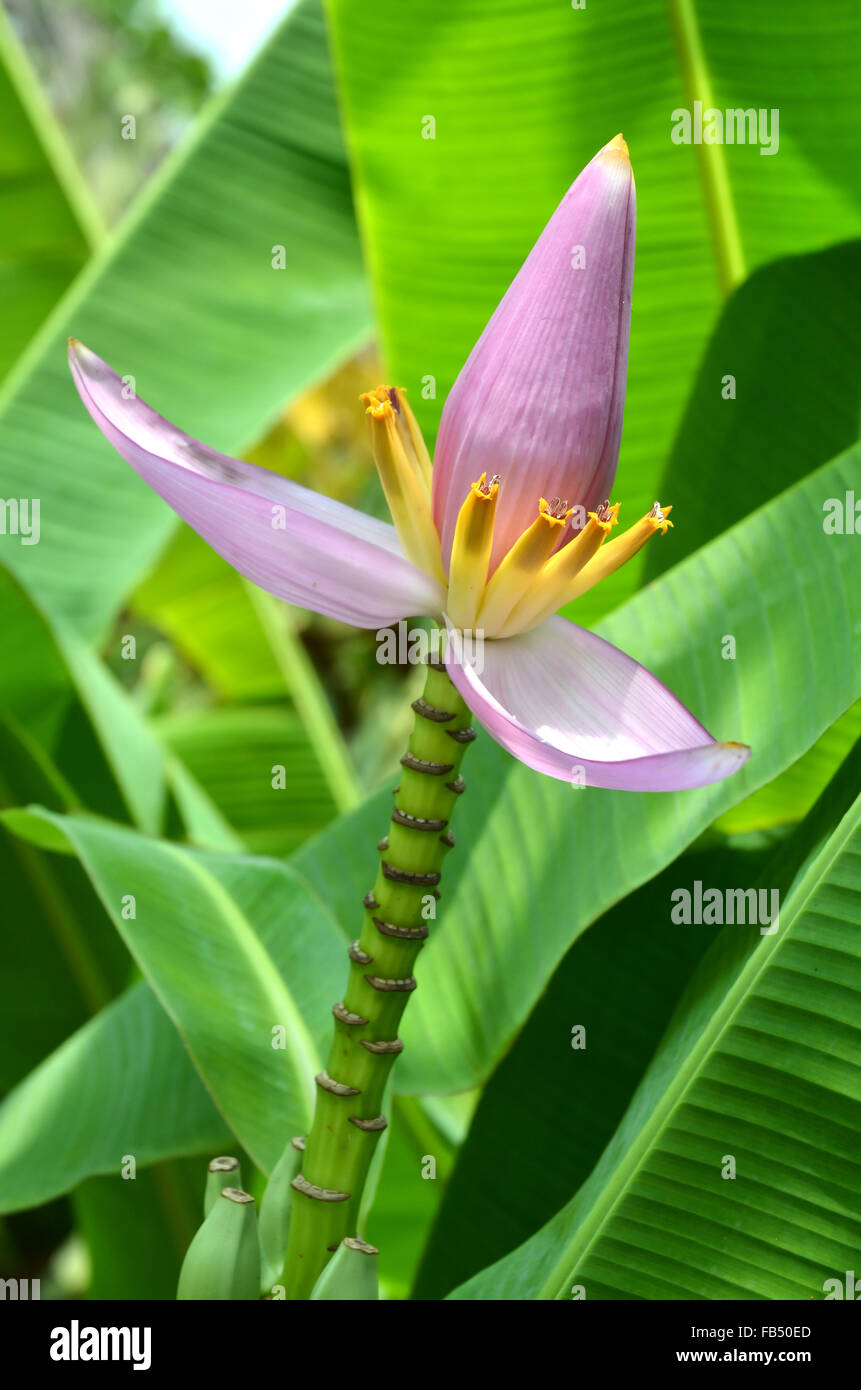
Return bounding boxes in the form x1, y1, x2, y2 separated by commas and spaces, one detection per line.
69, 135, 749, 793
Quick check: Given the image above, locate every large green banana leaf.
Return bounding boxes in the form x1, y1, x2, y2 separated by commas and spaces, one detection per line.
0, 981, 229, 1214
644, 241, 861, 580
413, 836, 777, 1297
451, 741, 861, 1299
0, 4, 101, 383
0, 809, 345, 1175
715, 703, 861, 838
0, 0, 369, 643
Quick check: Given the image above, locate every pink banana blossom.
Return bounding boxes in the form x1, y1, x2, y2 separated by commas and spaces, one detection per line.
69, 135, 749, 793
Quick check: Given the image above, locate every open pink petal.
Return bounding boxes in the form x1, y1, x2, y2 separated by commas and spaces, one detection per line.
444, 615, 750, 791
433, 137, 636, 574
69, 342, 445, 629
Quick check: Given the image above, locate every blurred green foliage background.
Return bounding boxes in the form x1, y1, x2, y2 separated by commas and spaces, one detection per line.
0, 0, 859, 1301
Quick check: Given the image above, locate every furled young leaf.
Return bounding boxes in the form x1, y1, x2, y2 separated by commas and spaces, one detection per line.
327, 0, 861, 621
0, 980, 230, 1214
452, 742, 861, 1300
1, 810, 345, 1174
0, 0, 369, 642
292, 446, 861, 1095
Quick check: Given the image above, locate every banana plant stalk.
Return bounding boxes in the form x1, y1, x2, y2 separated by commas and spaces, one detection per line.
68, 135, 750, 1298
281, 657, 472, 1295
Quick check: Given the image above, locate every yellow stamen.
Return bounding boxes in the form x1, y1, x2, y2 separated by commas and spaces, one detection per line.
497, 500, 620, 637
396, 388, 434, 494
361, 386, 445, 583
361, 385, 432, 492
558, 500, 673, 607
564, 503, 673, 600
477, 497, 573, 635
446, 473, 500, 629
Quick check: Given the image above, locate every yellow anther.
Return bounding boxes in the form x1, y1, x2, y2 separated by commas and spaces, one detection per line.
539, 496, 576, 524
477, 498, 573, 635
646, 500, 674, 535
361, 385, 444, 583
497, 501, 620, 636
589, 499, 622, 531
446, 473, 500, 629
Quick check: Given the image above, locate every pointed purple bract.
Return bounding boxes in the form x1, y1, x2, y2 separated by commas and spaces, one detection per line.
432, 137, 636, 574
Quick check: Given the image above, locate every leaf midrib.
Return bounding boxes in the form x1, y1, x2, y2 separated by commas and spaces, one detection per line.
666, 0, 747, 296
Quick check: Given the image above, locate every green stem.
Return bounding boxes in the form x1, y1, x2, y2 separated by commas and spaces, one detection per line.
281, 658, 473, 1299
667, 0, 747, 296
